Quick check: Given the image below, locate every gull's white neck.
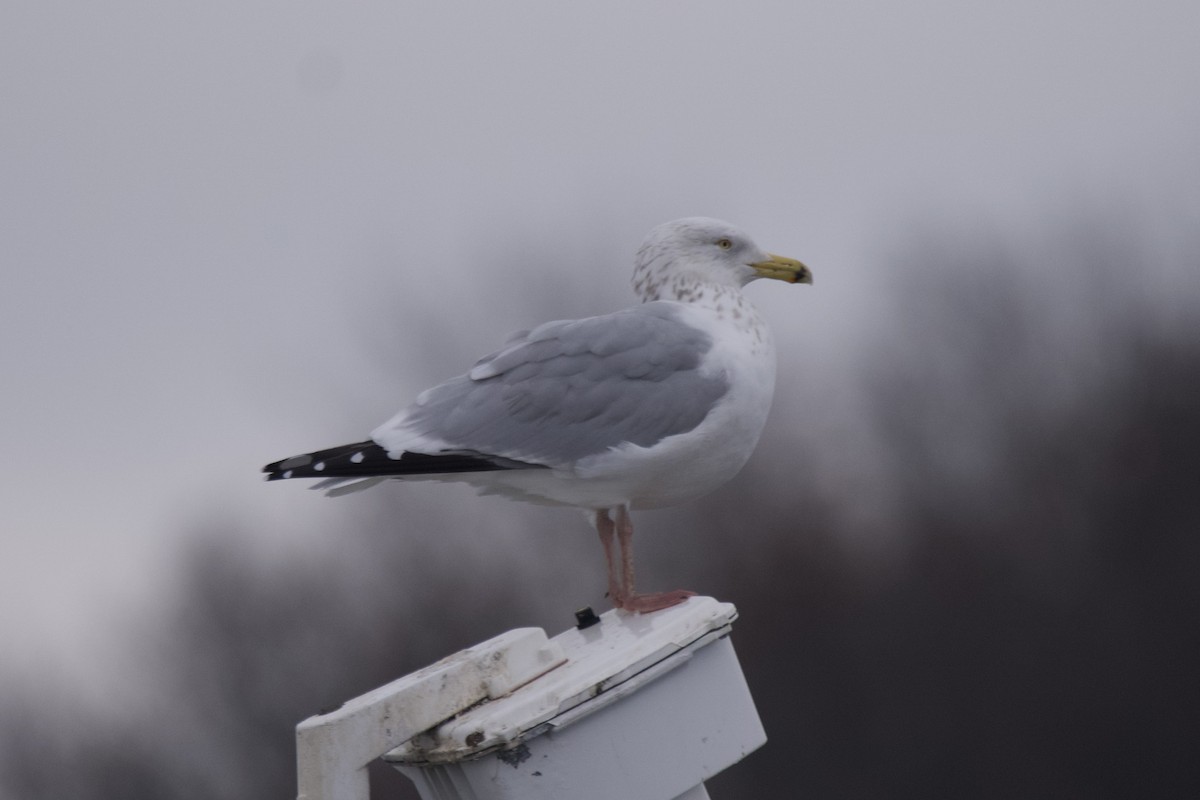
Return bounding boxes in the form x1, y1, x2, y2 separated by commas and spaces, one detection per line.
635, 271, 740, 304
636, 276, 771, 361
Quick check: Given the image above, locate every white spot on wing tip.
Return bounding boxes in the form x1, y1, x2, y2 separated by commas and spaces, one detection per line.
350, 452, 365, 463
469, 364, 498, 381
282, 470, 293, 479
314, 462, 325, 472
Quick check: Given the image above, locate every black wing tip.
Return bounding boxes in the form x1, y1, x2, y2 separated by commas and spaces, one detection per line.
262, 440, 376, 479
262, 441, 546, 480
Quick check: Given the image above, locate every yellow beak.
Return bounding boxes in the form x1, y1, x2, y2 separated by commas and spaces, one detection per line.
748, 253, 813, 284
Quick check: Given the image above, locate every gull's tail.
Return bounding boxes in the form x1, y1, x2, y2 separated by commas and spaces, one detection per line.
262, 441, 542, 497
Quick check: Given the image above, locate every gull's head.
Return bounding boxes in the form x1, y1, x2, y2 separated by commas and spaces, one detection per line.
632, 217, 811, 303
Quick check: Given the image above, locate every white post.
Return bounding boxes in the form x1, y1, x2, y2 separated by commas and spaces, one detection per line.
296, 628, 566, 800
295, 597, 765, 800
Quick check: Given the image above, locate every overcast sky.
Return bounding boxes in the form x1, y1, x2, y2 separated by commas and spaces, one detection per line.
2, 0, 1198, 684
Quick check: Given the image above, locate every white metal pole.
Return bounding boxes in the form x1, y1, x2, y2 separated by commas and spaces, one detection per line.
295, 597, 764, 800
295, 628, 565, 800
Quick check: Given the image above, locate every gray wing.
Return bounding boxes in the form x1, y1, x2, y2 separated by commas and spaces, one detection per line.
374, 302, 729, 465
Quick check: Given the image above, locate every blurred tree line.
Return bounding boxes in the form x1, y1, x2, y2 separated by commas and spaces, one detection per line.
3, 213, 1198, 799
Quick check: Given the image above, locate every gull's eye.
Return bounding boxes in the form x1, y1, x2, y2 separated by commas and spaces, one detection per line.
716, 237, 733, 250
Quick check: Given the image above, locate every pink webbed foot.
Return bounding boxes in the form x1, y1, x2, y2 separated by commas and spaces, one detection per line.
594, 506, 698, 614
616, 589, 696, 614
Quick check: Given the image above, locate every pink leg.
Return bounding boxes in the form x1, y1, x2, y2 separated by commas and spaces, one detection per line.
593, 510, 625, 607
613, 505, 695, 614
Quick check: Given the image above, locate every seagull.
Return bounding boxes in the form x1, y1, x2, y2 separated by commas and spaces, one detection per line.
263, 218, 811, 612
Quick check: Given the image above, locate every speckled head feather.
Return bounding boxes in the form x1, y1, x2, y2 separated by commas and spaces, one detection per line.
632, 217, 775, 302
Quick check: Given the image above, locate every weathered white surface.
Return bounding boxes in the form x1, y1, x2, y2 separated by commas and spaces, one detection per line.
388, 597, 765, 800
294, 596, 764, 800
295, 627, 565, 800
390, 596, 742, 762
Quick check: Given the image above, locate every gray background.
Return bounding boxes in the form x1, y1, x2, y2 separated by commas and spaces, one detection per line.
2, 2, 1198, 797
